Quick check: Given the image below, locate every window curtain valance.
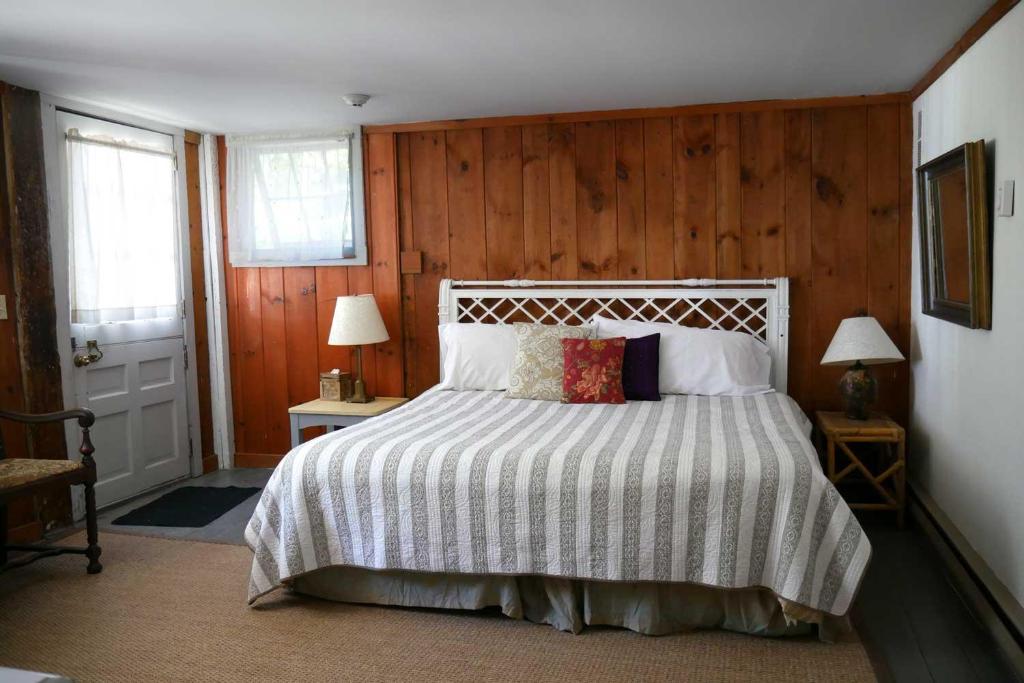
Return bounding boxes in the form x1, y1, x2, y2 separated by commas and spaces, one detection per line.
226, 130, 357, 265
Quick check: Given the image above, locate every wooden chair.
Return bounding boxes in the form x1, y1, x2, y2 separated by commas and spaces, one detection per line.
0, 408, 102, 574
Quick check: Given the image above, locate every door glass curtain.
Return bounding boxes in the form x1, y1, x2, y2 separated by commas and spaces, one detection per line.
67, 131, 179, 324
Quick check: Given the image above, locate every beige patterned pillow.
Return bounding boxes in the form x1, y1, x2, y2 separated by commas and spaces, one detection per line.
507, 323, 591, 400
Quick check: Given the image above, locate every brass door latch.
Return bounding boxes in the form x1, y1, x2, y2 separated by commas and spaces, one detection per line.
73, 340, 104, 367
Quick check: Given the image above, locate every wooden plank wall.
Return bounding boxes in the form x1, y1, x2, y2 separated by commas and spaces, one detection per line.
217, 135, 403, 465
221, 100, 912, 463
395, 103, 913, 423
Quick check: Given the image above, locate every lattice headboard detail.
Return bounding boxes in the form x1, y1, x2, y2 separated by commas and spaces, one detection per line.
438, 278, 790, 392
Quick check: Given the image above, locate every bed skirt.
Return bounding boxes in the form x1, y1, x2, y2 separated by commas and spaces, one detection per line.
288, 566, 851, 642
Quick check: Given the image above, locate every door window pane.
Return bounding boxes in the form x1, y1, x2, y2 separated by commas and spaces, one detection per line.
68, 130, 179, 324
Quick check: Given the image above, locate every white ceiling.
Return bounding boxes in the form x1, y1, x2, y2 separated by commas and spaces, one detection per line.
0, 0, 991, 134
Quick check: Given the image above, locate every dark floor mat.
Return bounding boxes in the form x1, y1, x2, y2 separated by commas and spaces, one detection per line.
111, 486, 262, 527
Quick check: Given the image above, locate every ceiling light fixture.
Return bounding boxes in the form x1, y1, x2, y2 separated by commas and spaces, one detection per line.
342, 93, 371, 107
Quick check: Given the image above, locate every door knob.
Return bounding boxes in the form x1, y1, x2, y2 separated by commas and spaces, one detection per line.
73, 340, 104, 367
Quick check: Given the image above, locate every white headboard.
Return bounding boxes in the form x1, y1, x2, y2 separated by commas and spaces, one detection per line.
438, 278, 790, 392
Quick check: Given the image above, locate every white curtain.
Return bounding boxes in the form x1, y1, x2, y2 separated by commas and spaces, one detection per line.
226, 132, 354, 265
68, 137, 179, 324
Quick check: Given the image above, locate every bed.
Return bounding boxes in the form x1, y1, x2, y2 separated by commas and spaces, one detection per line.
245, 278, 870, 641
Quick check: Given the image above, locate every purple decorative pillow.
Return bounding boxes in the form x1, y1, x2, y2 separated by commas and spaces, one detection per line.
622, 333, 661, 401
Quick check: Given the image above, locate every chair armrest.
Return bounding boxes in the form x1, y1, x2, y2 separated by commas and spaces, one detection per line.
0, 408, 96, 466
0, 408, 95, 430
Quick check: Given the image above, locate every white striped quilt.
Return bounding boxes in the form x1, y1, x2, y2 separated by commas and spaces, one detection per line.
245, 389, 870, 617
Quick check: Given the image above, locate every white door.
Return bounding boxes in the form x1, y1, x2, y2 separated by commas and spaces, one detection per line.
56, 111, 193, 506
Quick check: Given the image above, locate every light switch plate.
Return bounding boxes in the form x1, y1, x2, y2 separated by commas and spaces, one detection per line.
0, 295, 7, 320
997, 179, 1015, 217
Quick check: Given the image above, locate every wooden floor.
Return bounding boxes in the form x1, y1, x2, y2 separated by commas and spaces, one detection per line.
94, 470, 1019, 682
854, 514, 1019, 682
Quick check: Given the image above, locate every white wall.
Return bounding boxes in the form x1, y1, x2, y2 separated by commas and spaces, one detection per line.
912, 3, 1024, 607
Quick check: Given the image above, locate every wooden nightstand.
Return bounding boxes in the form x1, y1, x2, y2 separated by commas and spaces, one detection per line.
288, 397, 408, 448
815, 411, 906, 527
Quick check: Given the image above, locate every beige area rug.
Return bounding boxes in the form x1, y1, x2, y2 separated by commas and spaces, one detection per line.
0, 532, 876, 682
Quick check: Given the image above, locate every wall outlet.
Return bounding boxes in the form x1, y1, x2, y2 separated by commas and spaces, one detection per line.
997, 179, 1015, 217
0, 294, 7, 320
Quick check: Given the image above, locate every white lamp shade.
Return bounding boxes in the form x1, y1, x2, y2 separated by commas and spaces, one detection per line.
820, 316, 904, 366
328, 294, 390, 346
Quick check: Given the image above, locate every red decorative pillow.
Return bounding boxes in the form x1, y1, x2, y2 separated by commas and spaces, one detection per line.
561, 337, 626, 404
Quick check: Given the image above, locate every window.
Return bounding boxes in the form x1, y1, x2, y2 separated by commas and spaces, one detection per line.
65, 115, 181, 324
226, 130, 366, 266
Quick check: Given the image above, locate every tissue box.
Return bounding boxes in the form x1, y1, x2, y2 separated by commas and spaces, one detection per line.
319, 371, 352, 401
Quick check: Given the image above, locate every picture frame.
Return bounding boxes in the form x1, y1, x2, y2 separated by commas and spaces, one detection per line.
916, 140, 991, 329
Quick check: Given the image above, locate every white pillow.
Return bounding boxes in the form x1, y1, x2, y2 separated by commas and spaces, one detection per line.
437, 323, 517, 391
592, 316, 772, 396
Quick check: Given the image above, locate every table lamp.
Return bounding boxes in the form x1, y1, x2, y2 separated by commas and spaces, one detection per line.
328, 294, 389, 403
820, 316, 905, 420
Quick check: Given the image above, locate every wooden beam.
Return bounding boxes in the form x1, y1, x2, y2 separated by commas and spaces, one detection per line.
364, 92, 910, 134
0, 84, 70, 529
0, 82, 35, 537
183, 132, 216, 472
910, 0, 1021, 100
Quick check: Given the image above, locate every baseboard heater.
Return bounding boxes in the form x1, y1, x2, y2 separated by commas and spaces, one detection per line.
909, 483, 1024, 677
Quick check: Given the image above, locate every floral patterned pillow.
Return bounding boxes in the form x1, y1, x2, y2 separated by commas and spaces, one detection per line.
507, 323, 591, 400
561, 338, 626, 404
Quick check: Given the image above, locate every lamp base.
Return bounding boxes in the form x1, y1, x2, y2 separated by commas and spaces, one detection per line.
838, 361, 877, 420
347, 378, 373, 404
344, 346, 374, 403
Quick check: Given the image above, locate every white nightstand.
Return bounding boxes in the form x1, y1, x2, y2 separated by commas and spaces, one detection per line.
288, 397, 408, 448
